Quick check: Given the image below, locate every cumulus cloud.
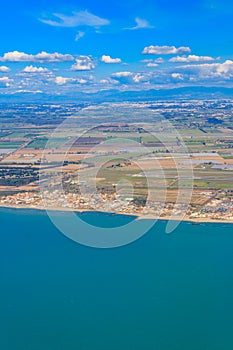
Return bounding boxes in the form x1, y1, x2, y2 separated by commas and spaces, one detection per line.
23, 66, 49, 73
0, 66, 10, 72
111, 72, 133, 84
155, 58, 164, 63
0, 51, 74, 62
165, 60, 233, 84
142, 45, 191, 55
112, 71, 132, 78
110, 70, 183, 87
146, 63, 158, 67
171, 73, 184, 80
125, 17, 154, 30
71, 56, 95, 71
101, 55, 122, 64
13, 89, 43, 94
76, 78, 88, 84
141, 58, 164, 66
40, 10, 110, 28
75, 31, 85, 42
132, 73, 147, 83
111, 71, 148, 84
169, 55, 216, 63
215, 60, 233, 74
99, 79, 109, 84
36, 51, 74, 62
0, 76, 11, 87
0, 51, 33, 62
179, 60, 233, 78
55, 76, 87, 85
55, 76, 71, 85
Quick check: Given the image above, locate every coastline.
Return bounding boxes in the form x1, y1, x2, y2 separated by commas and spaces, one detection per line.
0, 203, 233, 225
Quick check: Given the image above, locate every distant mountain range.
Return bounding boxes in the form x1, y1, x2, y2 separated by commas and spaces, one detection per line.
1, 86, 233, 103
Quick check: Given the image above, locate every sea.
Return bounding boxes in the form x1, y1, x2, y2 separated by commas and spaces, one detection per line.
0, 208, 233, 350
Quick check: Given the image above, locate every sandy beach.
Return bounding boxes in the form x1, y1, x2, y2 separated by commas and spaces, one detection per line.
1, 203, 233, 225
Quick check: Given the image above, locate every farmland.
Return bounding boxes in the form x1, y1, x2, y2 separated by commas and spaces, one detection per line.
0, 101, 233, 221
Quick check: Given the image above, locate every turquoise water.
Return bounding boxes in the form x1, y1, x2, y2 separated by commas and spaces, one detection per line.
0, 208, 233, 350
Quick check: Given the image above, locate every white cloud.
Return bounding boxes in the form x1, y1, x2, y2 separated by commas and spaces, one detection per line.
101, 55, 122, 64
126, 17, 154, 30
71, 56, 95, 71
141, 58, 164, 66
171, 73, 184, 80
132, 73, 147, 83
77, 78, 88, 84
0, 66, 10, 72
55, 76, 70, 85
55, 76, 88, 85
0, 51, 34, 62
146, 63, 159, 67
34, 51, 74, 62
100, 79, 110, 84
112, 71, 132, 78
142, 45, 191, 55
40, 10, 110, 28
111, 71, 133, 84
23, 65, 49, 73
170, 60, 233, 83
13, 89, 43, 94
169, 55, 216, 63
155, 58, 164, 63
215, 60, 233, 74
75, 31, 85, 42
0, 51, 74, 62
0, 76, 11, 87
180, 60, 233, 75
111, 71, 148, 84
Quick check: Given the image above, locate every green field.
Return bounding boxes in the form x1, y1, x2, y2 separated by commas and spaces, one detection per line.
0, 141, 24, 149
26, 137, 69, 149
0, 132, 11, 138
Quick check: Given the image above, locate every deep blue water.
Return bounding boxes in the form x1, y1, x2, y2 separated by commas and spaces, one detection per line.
0, 208, 233, 350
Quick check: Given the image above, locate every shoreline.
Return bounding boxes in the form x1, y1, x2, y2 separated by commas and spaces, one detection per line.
0, 203, 233, 225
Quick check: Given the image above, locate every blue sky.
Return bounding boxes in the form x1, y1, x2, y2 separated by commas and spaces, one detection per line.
1, 0, 233, 95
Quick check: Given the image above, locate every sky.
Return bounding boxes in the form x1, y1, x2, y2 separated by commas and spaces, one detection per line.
1, 0, 233, 96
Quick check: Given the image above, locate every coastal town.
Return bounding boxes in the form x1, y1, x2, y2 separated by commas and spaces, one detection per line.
1, 189, 233, 223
